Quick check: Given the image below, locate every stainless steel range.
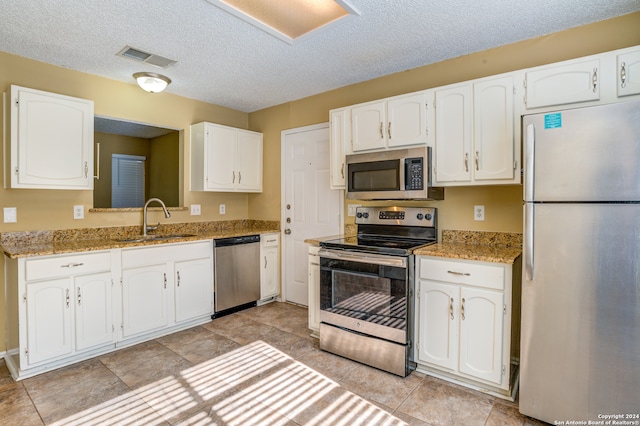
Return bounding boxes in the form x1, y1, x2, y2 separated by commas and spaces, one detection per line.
318, 206, 437, 377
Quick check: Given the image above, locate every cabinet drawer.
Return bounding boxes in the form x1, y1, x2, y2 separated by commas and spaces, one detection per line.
261, 233, 279, 248
25, 251, 111, 281
122, 240, 212, 268
419, 257, 504, 290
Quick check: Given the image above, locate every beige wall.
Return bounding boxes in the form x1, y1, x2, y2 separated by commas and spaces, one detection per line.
0, 12, 639, 353
249, 12, 640, 233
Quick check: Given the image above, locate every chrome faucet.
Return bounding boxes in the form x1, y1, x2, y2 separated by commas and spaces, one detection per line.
143, 198, 171, 236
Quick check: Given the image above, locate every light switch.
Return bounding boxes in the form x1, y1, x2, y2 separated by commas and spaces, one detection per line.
191, 204, 201, 215
3, 207, 17, 223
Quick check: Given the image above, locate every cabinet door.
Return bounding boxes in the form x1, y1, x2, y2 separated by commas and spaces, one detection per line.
458, 286, 504, 384
416, 280, 457, 370
236, 130, 263, 192
175, 258, 213, 323
12, 86, 93, 189
473, 76, 515, 181
122, 265, 169, 338
25, 279, 73, 365
308, 252, 320, 332
351, 101, 386, 151
205, 124, 237, 190
434, 85, 472, 183
261, 243, 280, 299
387, 92, 427, 148
525, 59, 600, 109
617, 49, 640, 97
75, 272, 114, 351
329, 108, 348, 188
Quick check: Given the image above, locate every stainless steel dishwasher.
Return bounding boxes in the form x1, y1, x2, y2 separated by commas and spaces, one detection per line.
213, 235, 261, 317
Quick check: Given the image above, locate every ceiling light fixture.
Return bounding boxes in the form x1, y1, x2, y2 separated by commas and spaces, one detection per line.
133, 72, 171, 93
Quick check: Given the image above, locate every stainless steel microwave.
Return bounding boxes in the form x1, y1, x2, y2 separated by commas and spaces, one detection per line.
345, 146, 444, 200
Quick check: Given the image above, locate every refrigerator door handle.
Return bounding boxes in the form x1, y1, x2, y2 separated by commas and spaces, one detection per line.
525, 123, 535, 201
525, 203, 534, 281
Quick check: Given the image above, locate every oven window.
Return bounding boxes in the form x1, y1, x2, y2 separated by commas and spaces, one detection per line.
320, 257, 407, 329
348, 160, 399, 192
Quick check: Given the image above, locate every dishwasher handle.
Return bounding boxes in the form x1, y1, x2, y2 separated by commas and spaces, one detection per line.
214, 235, 260, 247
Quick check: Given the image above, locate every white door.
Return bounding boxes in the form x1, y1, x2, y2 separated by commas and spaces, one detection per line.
282, 123, 342, 306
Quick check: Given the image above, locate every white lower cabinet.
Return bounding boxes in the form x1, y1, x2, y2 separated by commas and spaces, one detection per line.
307, 245, 320, 336
260, 233, 280, 301
415, 255, 521, 399
4, 240, 214, 380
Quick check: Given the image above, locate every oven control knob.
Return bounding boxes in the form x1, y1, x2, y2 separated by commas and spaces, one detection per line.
362, 212, 369, 219
417, 213, 424, 220
356, 212, 363, 218
425, 213, 432, 221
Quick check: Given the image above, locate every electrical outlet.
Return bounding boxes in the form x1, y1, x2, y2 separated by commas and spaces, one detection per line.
474, 205, 485, 221
348, 204, 362, 217
190, 204, 201, 215
3, 207, 17, 223
219, 204, 226, 215
73, 205, 84, 220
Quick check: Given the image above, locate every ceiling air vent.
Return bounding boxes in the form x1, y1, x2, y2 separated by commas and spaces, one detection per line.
116, 46, 177, 68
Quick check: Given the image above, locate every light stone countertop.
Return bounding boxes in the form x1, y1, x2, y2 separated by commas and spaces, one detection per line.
1, 220, 280, 259
305, 229, 522, 264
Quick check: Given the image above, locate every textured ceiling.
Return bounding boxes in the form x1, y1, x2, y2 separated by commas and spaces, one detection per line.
1, 0, 638, 113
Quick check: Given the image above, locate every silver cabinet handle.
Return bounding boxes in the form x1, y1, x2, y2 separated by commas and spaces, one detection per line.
176, 271, 180, 287
340, 163, 344, 179
449, 297, 454, 320
475, 151, 479, 171
379, 122, 384, 139
264, 256, 268, 269
84, 161, 89, 178
163, 273, 167, 289
461, 298, 466, 320
60, 263, 84, 268
464, 153, 469, 172
447, 270, 470, 276
388, 121, 392, 139
620, 62, 627, 88
232, 171, 236, 183
66, 289, 70, 308
238, 172, 241, 184
592, 67, 598, 93
77, 287, 81, 305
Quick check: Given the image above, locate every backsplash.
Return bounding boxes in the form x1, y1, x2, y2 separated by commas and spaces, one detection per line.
441, 230, 522, 247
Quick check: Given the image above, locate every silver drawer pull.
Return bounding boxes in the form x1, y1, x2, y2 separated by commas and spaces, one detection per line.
447, 270, 470, 276
61, 263, 84, 268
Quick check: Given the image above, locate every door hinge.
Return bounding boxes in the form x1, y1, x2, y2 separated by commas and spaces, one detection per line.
112, 325, 115, 333
503, 304, 507, 315
23, 293, 27, 303
25, 347, 28, 355
120, 278, 123, 286
502, 365, 506, 376
15, 98, 19, 107
15, 166, 19, 175
121, 323, 124, 330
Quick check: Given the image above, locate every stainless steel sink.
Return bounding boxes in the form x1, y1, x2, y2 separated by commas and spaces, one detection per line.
116, 233, 197, 243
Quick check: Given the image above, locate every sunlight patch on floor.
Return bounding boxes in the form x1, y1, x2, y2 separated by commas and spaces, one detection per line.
51, 340, 408, 425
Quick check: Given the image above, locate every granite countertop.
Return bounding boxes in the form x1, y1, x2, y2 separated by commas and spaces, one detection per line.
1, 220, 280, 259
413, 230, 522, 264
306, 229, 522, 264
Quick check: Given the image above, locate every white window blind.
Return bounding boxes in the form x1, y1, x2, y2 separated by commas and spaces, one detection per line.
112, 154, 146, 208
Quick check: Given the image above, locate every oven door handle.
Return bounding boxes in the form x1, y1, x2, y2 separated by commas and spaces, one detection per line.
318, 249, 407, 268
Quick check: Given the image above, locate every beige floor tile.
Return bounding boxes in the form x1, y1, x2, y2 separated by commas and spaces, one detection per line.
339, 364, 423, 410
22, 358, 157, 425
0, 384, 44, 425
396, 376, 494, 426
155, 326, 242, 364
0, 358, 20, 394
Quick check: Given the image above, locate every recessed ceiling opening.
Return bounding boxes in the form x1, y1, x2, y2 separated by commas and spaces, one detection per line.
208, 0, 359, 44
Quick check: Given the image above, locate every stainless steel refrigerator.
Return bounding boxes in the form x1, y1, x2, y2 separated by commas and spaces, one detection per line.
520, 100, 640, 423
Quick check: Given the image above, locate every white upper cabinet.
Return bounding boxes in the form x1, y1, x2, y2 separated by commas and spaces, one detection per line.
190, 122, 263, 192
6, 85, 94, 190
329, 108, 349, 189
350, 91, 428, 152
617, 48, 640, 97
434, 74, 518, 186
524, 58, 600, 109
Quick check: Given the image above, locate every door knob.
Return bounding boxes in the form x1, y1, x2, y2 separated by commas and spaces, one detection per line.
284, 229, 292, 235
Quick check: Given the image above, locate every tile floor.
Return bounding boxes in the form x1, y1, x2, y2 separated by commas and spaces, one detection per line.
0, 302, 548, 425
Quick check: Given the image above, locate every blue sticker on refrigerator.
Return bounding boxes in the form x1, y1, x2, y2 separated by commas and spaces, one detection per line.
544, 113, 562, 129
